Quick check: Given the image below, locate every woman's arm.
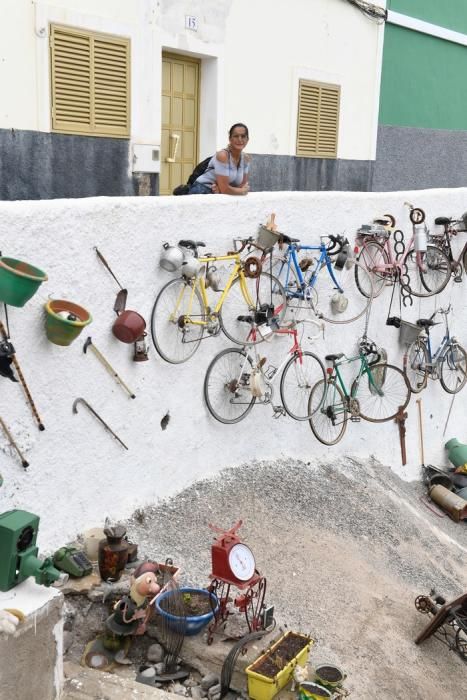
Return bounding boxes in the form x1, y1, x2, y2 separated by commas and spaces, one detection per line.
214, 150, 250, 195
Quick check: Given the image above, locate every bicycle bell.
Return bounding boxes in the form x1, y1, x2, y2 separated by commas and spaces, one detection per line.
159, 243, 184, 272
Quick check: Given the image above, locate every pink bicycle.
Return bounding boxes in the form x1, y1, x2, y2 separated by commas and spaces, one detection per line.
354, 207, 451, 299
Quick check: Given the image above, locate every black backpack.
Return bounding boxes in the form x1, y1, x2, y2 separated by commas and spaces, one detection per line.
172, 156, 213, 195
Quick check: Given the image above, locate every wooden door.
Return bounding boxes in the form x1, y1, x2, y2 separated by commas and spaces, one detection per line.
160, 53, 200, 195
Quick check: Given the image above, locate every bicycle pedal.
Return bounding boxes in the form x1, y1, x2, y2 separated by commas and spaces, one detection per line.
272, 406, 286, 418
454, 276, 462, 283
350, 416, 361, 423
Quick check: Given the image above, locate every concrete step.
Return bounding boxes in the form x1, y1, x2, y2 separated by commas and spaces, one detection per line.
62, 661, 172, 699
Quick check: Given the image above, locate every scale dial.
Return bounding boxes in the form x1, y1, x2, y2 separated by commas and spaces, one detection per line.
228, 543, 255, 581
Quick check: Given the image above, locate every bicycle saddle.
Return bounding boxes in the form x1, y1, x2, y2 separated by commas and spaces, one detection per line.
416, 318, 435, 328
325, 353, 344, 362
178, 239, 206, 249
434, 217, 451, 226
280, 234, 300, 244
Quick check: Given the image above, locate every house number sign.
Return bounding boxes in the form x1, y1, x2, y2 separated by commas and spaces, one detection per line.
185, 16, 198, 31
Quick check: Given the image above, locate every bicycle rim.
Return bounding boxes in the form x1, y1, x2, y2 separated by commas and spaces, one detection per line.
204, 348, 256, 424
312, 258, 373, 324
308, 380, 347, 445
151, 278, 205, 364
407, 247, 451, 297
405, 340, 429, 393
440, 343, 467, 394
357, 364, 410, 422
355, 241, 389, 298
280, 351, 326, 420
219, 272, 286, 345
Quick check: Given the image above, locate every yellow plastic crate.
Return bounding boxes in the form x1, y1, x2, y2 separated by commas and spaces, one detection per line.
245, 631, 314, 700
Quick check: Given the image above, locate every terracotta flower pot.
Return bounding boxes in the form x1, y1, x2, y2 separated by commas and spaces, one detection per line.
45, 299, 92, 346
112, 310, 146, 344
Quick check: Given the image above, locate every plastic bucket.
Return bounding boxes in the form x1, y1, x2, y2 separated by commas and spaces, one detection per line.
45, 300, 92, 346
298, 682, 332, 699
0, 257, 48, 307
314, 664, 345, 689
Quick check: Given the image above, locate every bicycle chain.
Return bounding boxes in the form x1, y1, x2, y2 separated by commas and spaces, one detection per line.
393, 229, 413, 307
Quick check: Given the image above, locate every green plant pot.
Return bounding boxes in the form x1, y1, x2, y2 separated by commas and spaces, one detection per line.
0, 257, 48, 307
45, 299, 92, 346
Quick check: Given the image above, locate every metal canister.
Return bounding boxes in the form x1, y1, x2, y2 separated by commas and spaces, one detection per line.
414, 225, 427, 252
429, 485, 467, 522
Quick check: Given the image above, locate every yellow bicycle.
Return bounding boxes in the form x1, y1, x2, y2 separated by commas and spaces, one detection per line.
151, 238, 287, 363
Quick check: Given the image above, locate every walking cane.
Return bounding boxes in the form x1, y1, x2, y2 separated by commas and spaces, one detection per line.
0, 415, 29, 468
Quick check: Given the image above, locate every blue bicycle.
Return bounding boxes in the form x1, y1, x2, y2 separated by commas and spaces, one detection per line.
269, 233, 374, 325
404, 306, 467, 394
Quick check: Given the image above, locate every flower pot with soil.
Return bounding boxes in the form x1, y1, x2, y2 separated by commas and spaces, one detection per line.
44, 299, 92, 346
155, 586, 218, 636
245, 631, 314, 700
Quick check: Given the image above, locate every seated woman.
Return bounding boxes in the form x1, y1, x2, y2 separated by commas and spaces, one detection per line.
189, 123, 250, 195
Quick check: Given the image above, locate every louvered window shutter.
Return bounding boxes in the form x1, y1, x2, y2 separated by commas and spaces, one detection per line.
51, 25, 130, 138
297, 80, 340, 158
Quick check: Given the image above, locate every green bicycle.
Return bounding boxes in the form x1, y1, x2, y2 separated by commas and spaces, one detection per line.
308, 337, 411, 445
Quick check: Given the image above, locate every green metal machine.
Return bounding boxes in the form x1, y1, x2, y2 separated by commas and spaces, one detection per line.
0, 509, 66, 591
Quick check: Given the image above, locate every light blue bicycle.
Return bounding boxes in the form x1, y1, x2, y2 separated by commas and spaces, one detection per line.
269, 233, 374, 325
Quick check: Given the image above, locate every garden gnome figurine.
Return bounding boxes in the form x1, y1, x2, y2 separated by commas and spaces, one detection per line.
106, 571, 160, 638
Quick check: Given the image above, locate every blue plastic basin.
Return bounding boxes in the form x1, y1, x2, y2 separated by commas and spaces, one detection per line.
155, 587, 218, 636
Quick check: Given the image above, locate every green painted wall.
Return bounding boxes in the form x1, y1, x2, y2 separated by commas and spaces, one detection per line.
388, 0, 467, 34
379, 25, 467, 129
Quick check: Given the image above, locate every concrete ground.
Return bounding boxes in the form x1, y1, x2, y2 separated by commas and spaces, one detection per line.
64, 456, 467, 699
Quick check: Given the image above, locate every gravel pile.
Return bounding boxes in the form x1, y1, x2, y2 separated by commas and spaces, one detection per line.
119, 455, 467, 699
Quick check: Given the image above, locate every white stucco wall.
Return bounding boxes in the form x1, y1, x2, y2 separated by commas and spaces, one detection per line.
0, 188, 465, 552
2, 0, 384, 160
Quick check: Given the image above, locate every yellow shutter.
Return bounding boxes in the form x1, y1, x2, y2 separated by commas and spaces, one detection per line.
296, 80, 340, 158
50, 25, 130, 138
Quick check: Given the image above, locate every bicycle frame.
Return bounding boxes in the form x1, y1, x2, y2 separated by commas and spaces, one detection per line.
372, 231, 425, 274
418, 320, 454, 375
169, 252, 257, 328
276, 242, 344, 296
327, 352, 381, 417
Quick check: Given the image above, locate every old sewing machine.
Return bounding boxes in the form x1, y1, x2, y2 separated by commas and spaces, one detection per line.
415, 589, 467, 662
206, 520, 274, 644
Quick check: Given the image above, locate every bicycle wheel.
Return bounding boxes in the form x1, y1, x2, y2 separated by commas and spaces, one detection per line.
312, 258, 373, 324
280, 351, 326, 420
219, 272, 287, 345
357, 364, 410, 422
151, 278, 205, 364
404, 340, 428, 394
355, 241, 390, 298
406, 246, 451, 297
204, 348, 256, 424
405, 340, 429, 393
440, 343, 467, 394
308, 380, 348, 445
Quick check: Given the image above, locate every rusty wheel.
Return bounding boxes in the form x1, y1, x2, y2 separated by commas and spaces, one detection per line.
415, 595, 434, 614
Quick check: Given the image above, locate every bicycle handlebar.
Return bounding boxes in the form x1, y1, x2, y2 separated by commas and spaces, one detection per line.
324, 234, 346, 256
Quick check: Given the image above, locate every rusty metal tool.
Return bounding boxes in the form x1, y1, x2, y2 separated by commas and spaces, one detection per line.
94, 247, 128, 312
395, 405, 408, 466
0, 320, 45, 431
72, 397, 128, 450
416, 398, 425, 468
83, 337, 136, 399
0, 415, 29, 468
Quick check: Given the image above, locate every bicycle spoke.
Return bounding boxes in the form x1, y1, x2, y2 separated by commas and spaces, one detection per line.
280, 351, 326, 420
357, 364, 410, 422
440, 343, 467, 394
312, 258, 373, 324
151, 278, 205, 363
204, 349, 256, 424
355, 241, 389, 298
405, 340, 429, 393
407, 247, 451, 297
308, 380, 347, 445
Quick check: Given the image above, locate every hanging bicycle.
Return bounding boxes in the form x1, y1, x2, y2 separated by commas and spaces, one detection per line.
404, 306, 467, 395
